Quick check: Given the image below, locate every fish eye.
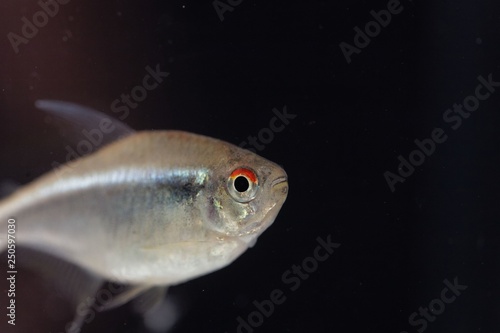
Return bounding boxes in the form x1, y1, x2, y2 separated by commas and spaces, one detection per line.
227, 168, 259, 203
234, 176, 249, 192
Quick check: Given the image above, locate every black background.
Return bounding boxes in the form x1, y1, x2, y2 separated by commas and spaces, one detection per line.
1, 0, 500, 332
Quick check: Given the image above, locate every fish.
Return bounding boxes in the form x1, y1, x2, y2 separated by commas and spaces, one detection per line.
0, 100, 288, 330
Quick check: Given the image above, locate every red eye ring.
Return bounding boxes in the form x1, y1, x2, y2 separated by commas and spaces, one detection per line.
229, 168, 258, 185
227, 167, 259, 202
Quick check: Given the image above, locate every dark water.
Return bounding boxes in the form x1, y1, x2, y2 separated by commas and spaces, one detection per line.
1, 0, 500, 332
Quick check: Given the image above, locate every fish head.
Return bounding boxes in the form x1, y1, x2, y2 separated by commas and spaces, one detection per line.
204, 147, 288, 245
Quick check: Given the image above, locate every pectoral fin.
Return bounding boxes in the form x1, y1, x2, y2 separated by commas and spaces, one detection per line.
96, 284, 154, 312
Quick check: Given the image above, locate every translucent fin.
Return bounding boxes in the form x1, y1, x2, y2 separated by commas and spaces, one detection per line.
0, 182, 19, 251
15, 248, 103, 305
0, 233, 6, 251
16, 247, 103, 332
97, 284, 153, 312
16, 249, 165, 332
142, 295, 180, 333
34, 100, 135, 148
132, 286, 168, 314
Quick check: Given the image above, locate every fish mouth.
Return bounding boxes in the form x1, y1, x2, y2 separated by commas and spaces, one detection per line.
271, 174, 288, 198
239, 177, 288, 239
271, 175, 288, 188
227, 173, 288, 245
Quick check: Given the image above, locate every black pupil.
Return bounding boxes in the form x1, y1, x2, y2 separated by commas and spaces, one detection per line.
234, 176, 250, 192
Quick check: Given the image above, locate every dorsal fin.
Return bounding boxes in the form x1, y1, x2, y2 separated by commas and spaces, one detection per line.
35, 100, 135, 148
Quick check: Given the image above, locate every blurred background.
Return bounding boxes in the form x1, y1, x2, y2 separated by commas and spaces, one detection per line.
1, 0, 500, 332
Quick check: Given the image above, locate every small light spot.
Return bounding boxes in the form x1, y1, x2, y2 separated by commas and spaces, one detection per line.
62, 29, 72, 42
476, 37, 482, 45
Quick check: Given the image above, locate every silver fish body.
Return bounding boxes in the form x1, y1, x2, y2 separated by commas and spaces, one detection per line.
0, 130, 288, 286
